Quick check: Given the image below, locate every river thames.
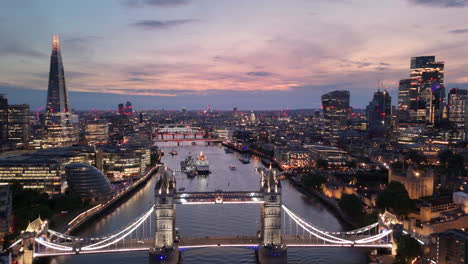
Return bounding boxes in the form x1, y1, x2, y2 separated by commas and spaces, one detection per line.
48, 142, 367, 264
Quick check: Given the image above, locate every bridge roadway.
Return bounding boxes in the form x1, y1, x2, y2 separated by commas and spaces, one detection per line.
174, 191, 264, 204
153, 139, 223, 143
36, 234, 391, 258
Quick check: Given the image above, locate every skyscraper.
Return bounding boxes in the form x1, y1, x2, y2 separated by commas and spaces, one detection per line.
0, 95, 8, 148
398, 79, 411, 121
448, 88, 468, 140
409, 56, 445, 126
7, 104, 30, 147
321, 90, 351, 144
366, 89, 391, 130
321, 90, 351, 123
124, 101, 133, 115
44, 35, 77, 148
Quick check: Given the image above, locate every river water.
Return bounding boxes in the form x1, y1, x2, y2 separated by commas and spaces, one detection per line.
49, 142, 367, 264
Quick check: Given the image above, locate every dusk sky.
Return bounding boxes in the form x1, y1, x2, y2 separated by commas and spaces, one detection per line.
1, 0, 468, 111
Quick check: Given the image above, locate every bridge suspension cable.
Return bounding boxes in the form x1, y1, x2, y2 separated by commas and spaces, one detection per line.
35, 238, 73, 251
281, 205, 391, 246
81, 206, 154, 250
282, 205, 353, 244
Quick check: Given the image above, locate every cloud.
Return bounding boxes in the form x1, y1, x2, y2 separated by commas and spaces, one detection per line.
125, 78, 150, 82
0, 42, 45, 58
123, 0, 190, 7
449, 29, 468, 34
128, 71, 154, 76
132, 19, 196, 29
246, 71, 272, 77
408, 0, 468, 7
144, 0, 190, 6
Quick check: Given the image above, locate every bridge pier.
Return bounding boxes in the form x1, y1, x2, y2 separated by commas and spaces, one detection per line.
19, 232, 35, 264
150, 168, 179, 264
258, 168, 287, 264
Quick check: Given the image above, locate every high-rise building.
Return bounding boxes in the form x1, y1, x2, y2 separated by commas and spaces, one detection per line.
85, 120, 109, 145
118, 103, 124, 115
44, 35, 77, 148
124, 101, 133, 115
409, 56, 445, 126
366, 89, 391, 130
429, 229, 468, 264
321, 90, 351, 144
7, 104, 30, 146
0, 95, 8, 148
321, 90, 351, 122
398, 79, 411, 121
448, 88, 468, 140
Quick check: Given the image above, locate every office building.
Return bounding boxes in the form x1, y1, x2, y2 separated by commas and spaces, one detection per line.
398, 79, 411, 121
429, 229, 468, 264
85, 120, 109, 145
366, 89, 391, 131
408, 56, 445, 126
8, 104, 30, 147
0, 158, 62, 194
321, 90, 351, 143
0, 96, 8, 149
65, 163, 113, 203
448, 88, 468, 140
0, 184, 12, 247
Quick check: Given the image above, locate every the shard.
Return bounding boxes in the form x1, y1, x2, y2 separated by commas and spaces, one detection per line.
44, 35, 77, 147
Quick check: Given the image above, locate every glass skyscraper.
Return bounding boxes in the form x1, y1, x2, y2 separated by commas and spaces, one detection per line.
44, 35, 77, 148
409, 56, 445, 126
448, 88, 468, 140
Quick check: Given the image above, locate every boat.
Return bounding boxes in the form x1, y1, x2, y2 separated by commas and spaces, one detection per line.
181, 155, 197, 177
195, 152, 210, 174
229, 165, 236, 170
239, 155, 250, 164
224, 148, 234, 154
170, 150, 178, 156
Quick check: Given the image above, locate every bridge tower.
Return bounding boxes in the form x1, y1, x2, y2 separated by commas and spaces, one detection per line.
149, 167, 179, 264
258, 167, 287, 264
379, 211, 403, 255
19, 217, 48, 264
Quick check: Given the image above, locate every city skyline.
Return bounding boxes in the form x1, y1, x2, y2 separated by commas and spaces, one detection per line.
1, 0, 468, 110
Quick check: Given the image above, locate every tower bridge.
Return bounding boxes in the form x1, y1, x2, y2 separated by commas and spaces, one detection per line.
13, 167, 395, 264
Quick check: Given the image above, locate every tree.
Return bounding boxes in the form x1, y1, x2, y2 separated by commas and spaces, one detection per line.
301, 172, 326, 189
339, 194, 363, 219
377, 181, 416, 216
395, 235, 421, 264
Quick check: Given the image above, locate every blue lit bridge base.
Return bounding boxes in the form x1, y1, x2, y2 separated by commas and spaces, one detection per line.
12, 168, 395, 264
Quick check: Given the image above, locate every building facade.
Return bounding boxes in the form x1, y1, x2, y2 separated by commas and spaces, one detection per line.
448, 88, 468, 140
366, 89, 391, 131
409, 56, 445, 126
388, 165, 434, 199
85, 120, 109, 145
398, 79, 411, 121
